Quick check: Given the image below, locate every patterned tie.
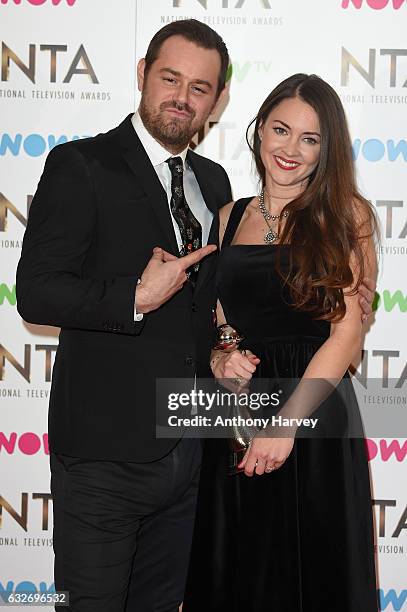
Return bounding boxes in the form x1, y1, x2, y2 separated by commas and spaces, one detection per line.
166, 156, 202, 283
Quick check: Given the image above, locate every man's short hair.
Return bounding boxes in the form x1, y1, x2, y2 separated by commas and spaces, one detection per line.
144, 19, 229, 97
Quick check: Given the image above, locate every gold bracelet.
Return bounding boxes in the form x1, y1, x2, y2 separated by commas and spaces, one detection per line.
214, 324, 244, 351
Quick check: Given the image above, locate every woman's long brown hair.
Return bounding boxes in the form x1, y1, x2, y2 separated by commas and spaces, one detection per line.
247, 73, 378, 322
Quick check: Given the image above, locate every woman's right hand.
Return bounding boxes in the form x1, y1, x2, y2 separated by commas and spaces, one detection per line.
211, 349, 260, 390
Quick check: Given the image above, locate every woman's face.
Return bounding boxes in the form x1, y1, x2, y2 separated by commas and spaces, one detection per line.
259, 96, 321, 191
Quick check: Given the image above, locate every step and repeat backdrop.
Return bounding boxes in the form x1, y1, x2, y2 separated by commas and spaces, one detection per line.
0, 0, 406, 609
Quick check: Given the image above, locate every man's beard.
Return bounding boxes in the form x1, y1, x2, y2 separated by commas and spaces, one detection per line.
139, 96, 197, 149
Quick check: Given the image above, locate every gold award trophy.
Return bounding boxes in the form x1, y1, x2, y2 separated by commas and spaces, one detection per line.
214, 325, 260, 474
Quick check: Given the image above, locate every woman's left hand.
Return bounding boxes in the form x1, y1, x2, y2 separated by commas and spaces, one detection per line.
358, 276, 376, 322
238, 436, 295, 477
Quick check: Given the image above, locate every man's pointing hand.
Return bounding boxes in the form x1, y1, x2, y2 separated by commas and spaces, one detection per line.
135, 244, 217, 314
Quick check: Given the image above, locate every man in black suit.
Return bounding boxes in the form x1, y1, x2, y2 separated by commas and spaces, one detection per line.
17, 19, 231, 612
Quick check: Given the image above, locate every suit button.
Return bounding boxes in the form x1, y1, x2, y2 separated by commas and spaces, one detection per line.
185, 356, 195, 366
192, 303, 197, 312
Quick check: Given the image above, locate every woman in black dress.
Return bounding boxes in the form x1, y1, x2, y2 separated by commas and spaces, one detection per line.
183, 74, 378, 611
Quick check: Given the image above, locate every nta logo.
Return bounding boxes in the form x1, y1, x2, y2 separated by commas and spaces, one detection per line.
342, 0, 406, 8
0, 343, 57, 382
0, 493, 52, 530
341, 47, 407, 88
2, 42, 98, 84
351, 349, 406, 389
373, 499, 406, 538
374, 200, 407, 239
0, 192, 31, 232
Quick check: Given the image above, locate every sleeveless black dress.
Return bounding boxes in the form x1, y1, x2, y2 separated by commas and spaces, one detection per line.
183, 198, 377, 612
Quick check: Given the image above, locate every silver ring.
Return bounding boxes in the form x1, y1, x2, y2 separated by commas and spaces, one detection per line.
265, 466, 276, 472
233, 377, 243, 386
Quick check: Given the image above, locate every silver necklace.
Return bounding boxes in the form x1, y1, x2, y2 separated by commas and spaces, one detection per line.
258, 189, 288, 244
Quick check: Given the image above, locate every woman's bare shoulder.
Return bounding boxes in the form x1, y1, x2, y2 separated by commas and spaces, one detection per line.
219, 200, 235, 233
219, 201, 235, 245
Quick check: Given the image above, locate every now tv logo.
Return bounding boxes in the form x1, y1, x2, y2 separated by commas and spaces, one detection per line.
1, 0, 76, 5
352, 139, 407, 163
0, 133, 90, 157
0, 582, 54, 598
366, 439, 407, 462
0, 283, 16, 306
342, 0, 406, 8
0, 432, 49, 455
373, 290, 407, 313
378, 589, 407, 611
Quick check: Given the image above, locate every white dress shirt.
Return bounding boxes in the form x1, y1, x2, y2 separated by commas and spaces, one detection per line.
131, 111, 213, 320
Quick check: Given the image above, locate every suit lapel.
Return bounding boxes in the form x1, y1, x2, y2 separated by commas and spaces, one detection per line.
113, 117, 219, 295
187, 151, 220, 297
114, 115, 179, 255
